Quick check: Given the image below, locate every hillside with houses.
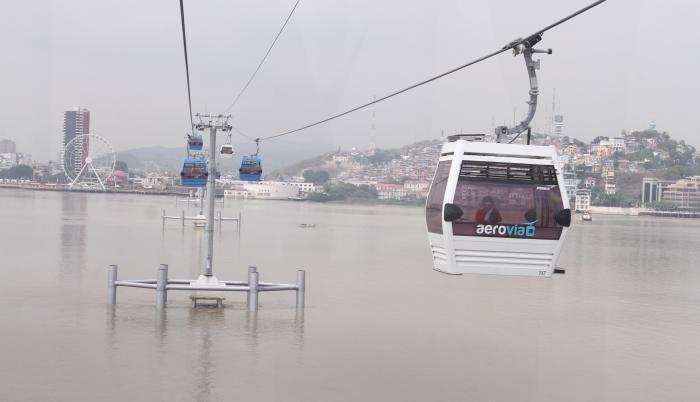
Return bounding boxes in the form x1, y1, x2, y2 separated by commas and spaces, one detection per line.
269, 124, 700, 208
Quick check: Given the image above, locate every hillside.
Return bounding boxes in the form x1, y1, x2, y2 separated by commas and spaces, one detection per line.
268, 139, 442, 182
117, 141, 333, 176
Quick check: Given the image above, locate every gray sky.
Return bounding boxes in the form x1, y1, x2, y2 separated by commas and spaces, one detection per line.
2, 0, 699, 162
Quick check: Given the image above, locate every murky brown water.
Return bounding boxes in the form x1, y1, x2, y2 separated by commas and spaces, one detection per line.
1, 189, 699, 401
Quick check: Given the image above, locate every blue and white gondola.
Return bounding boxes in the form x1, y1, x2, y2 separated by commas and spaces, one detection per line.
187, 133, 203, 151
239, 155, 262, 181
180, 157, 208, 187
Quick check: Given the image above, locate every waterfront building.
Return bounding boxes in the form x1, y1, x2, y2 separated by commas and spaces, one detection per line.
131, 174, 173, 190
661, 176, 700, 212
290, 182, 316, 193
376, 183, 407, 200
61, 107, 90, 176
224, 181, 302, 200
107, 170, 129, 188
575, 188, 591, 212
0, 139, 16, 153
403, 180, 430, 192
642, 177, 674, 205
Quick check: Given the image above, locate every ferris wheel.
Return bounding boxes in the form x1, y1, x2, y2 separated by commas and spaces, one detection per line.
62, 134, 116, 190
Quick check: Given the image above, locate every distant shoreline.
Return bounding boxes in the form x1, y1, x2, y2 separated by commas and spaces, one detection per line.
0, 183, 183, 197
0, 183, 426, 206
3, 184, 699, 216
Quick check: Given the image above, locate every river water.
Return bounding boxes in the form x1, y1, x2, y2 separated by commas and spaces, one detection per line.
1, 189, 699, 402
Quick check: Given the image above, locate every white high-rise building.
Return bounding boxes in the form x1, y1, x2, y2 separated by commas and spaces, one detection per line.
552, 114, 564, 136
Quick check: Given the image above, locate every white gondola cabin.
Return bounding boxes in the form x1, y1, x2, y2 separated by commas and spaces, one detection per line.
220, 144, 234, 158
426, 134, 571, 277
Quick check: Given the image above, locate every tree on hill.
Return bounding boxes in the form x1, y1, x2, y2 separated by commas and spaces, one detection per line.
591, 189, 634, 207
632, 129, 659, 139
0, 164, 33, 179
615, 172, 644, 203
367, 149, 400, 166
302, 169, 330, 184
308, 182, 378, 202
114, 161, 129, 172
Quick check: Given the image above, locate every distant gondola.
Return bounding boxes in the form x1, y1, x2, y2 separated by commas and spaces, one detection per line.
187, 133, 203, 151
180, 157, 208, 187
239, 155, 262, 181
220, 144, 234, 158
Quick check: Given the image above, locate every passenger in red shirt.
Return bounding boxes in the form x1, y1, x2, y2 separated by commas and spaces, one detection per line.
475, 196, 502, 224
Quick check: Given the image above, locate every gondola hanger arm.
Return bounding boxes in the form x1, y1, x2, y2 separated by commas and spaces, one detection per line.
495, 34, 552, 142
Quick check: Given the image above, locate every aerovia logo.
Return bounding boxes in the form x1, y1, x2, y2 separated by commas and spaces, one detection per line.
475, 222, 537, 238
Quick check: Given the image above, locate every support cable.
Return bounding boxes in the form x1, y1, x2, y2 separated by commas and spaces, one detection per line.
179, 0, 194, 132
224, 0, 302, 114
256, 0, 607, 143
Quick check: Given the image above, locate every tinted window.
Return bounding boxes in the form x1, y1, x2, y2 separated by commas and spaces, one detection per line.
452, 162, 564, 240
425, 160, 451, 234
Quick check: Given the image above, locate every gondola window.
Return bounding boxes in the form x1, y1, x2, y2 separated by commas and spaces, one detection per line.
452, 161, 564, 240
425, 160, 451, 234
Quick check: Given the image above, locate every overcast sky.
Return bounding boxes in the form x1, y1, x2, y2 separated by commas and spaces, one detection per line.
2, 0, 698, 162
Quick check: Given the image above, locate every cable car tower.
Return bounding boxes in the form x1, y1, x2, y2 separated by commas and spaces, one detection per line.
192, 113, 231, 285
108, 113, 306, 309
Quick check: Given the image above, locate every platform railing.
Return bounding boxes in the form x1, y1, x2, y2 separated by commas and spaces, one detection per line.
107, 264, 305, 311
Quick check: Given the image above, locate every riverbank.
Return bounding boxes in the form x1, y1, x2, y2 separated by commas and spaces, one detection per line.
0, 183, 187, 196
1, 183, 426, 206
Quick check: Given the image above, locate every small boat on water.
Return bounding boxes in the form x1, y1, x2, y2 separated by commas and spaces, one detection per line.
298, 223, 316, 228
581, 212, 592, 221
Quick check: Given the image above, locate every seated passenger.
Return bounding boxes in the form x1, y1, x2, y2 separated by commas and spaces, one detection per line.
475, 196, 502, 224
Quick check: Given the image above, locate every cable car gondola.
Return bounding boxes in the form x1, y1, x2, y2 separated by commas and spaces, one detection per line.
220, 144, 234, 158
239, 156, 262, 181
220, 132, 234, 158
180, 157, 208, 187
187, 133, 203, 151
425, 34, 570, 277
426, 135, 570, 277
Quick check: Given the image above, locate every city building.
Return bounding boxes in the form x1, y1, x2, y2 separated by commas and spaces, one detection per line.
552, 114, 564, 136
0, 153, 18, 170
642, 177, 674, 205
0, 139, 16, 153
604, 170, 616, 194
610, 137, 626, 152
224, 181, 302, 200
563, 170, 578, 203
290, 182, 316, 193
575, 188, 591, 212
584, 177, 596, 188
61, 107, 90, 177
661, 176, 700, 212
332, 154, 350, 163
403, 180, 430, 192
107, 170, 129, 188
375, 183, 407, 200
